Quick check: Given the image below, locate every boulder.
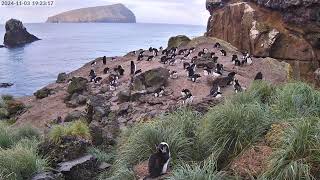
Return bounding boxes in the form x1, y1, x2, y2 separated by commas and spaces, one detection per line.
67, 77, 88, 94
133, 67, 170, 91
3, 19, 40, 47
57, 154, 99, 180
56, 72, 68, 83
64, 110, 87, 122
31, 172, 64, 180
67, 93, 87, 107
86, 95, 111, 122
6, 100, 25, 116
0, 83, 13, 88
38, 136, 90, 166
34, 87, 53, 99
167, 35, 191, 48
206, 0, 320, 82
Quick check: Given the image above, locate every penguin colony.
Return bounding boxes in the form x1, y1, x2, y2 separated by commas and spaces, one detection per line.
82, 43, 265, 179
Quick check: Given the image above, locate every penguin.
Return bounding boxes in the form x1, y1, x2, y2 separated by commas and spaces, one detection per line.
109, 74, 118, 91
94, 77, 102, 84
178, 49, 186, 55
234, 59, 241, 66
220, 50, 227, 56
186, 67, 195, 78
115, 65, 125, 76
216, 64, 224, 75
111, 57, 116, 61
91, 61, 97, 66
212, 56, 219, 63
147, 56, 154, 61
184, 52, 191, 59
152, 48, 159, 56
241, 53, 253, 65
145, 142, 171, 179
203, 66, 212, 76
170, 70, 178, 79
254, 72, 263, 80
214, 42, 221, 48
159, 46, 163, 51
233, 79, 243, 93
203, 48, 209, 54
210, 84, 222, 98
189, 47, 195, 53
160, 56, 168, 64
191, 56, 198, 63
198, 51, 205, 57
138, 54, 144, 61
154, 86, 165, 97
162, 49, 168, 55
183, 62, 190, 70
102, 56, 107, 65
232, 55, 238, 62
135, 69, 142, 75
131, 61, 136, 75
89, 70, 96, 82
169, 59, 176, 66
181, 89, 191, 98
103, 67, 110, 74
191, 74, 201, 82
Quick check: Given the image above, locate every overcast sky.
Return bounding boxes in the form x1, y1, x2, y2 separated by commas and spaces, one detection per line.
0, 0, 209, 25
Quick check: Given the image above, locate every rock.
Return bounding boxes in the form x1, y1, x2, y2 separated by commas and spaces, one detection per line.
57, 154, 98, 180
98, 162, 112, 171
167, 35, 191, 48
0, 45, 4, 48
34, 87, 53, 99
117, 102, 130, 116
3, 19, 40, 47
6, 100, 25, 116
46, 4, 136, 23
117, 90, 131, 102
0, 83, 13, 88
38, 136, 90, 166
67, 77, 88, 95
56, 72, 68, 83
89, 121, 104, 146
67, 93, 87, 107
64, 110, 86, 122
31, 172, 64, 180
133, 67, 170, 91
206, 0, 320, 82
86, 95, 111, 122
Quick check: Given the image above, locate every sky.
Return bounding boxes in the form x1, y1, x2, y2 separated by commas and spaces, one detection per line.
0, 0, 209, 25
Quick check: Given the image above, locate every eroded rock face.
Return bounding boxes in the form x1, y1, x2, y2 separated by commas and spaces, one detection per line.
206, 0, 320, 82
4, 19, 40, 47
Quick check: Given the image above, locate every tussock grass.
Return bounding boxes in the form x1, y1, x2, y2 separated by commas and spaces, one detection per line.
105, 109, 200, 179
49, 120, 91, 143
0, 123, 13, 149
270, 82, 320, 119
0, 139, 48, 180
199, 98, 271, 168
261, 117, 320, 180
88, 147, 115, 163
168, 158, 231, 180
13, 125, 40, 141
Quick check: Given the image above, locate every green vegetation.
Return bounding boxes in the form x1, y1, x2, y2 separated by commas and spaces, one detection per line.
103, 81, 320, 180
0, 95, 25, 120
88, 146, 115, 163
49, 120, 91, 143
0, 124, 47, 180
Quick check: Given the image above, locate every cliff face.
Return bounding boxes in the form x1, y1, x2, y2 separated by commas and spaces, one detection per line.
206, 0, 320, 81
46, 4, 136, 23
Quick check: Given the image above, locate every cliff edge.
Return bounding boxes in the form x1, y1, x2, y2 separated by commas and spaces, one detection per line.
46, 3, 136, 23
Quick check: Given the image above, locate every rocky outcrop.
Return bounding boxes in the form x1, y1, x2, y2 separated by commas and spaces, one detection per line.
3, 19, 40, 47
206, 0, 320, 82
34, 88, 54, 99
46, 4, 136, 23
133, 67, 170, 91
167, 35, 191, 48
0, 83, 13, 88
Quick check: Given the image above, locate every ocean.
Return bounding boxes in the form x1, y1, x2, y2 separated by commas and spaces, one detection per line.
0, 23, 205, 96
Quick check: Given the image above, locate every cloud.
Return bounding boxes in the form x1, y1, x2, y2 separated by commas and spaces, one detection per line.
0, 0, 210, 25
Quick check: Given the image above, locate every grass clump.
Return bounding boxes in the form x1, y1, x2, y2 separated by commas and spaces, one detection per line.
106, 109, 200, 179
168, 158, 231, 180
49, 120, 91, 143
0, 123, 13, 149
270, 82, 320, 119
261, 117, 320, 180
199, 99, 271, 168
0, 139, 48, 180
88, 147, 115, 163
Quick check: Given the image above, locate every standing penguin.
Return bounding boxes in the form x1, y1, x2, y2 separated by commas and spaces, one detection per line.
144, 142, 171, 179
102, 56, 107, 65
130, 61, 136, 75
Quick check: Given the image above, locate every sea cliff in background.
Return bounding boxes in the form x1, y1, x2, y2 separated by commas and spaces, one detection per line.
46, 3, 136, 23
